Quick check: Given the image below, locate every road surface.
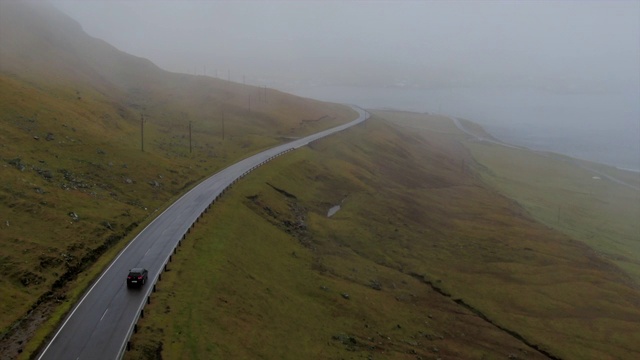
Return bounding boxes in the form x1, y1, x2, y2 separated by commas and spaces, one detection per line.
37, 106, 369, 360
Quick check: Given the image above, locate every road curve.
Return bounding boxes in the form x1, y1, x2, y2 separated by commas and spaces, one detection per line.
37, 106, 369, 360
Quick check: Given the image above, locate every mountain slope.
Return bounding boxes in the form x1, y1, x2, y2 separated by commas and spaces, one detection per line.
0, 1, 356, 354
125, 112, 640, 360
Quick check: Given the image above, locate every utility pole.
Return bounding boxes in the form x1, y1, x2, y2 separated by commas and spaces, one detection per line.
140, 113, 144, 152
221, 110, 225, 140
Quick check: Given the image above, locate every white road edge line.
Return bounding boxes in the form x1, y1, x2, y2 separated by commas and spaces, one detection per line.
99, 309, 108, 322
36, 195, 181, 359
38, 105, 370, 360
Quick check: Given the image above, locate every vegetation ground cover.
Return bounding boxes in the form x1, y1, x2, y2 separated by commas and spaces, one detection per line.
1, 4, 360, 356
126, 112, 640, 359
3, 5, 639, 358
0, 71, 356, 358
465, 142, 640, 280
384, 110, 640, 279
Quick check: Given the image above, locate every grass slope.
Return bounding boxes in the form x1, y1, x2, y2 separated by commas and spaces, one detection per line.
0, 4, 357, 353
126, 112, 640, 359
0, 69, 356, 358
465, 143, 640, 279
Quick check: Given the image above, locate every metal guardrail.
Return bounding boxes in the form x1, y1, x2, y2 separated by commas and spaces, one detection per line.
36, 106, 368, 360
116, 108, 370, 357
115, 147, 297, 358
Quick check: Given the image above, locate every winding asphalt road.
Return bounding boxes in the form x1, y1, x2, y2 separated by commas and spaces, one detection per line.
37, 106, 369, 360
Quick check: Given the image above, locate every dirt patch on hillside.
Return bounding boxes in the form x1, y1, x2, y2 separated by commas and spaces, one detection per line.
0, 294, 62, 359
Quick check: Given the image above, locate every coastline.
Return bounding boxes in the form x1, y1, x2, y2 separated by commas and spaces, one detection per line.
452, 116, 640, 191
281, 84, 640, 173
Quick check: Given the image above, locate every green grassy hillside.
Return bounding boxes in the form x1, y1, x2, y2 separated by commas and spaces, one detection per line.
466, 143, 640, 278
125, 112, 640, 359
3, 3, 638, 359
0, 2, 356, 356
384, 111, 640, 280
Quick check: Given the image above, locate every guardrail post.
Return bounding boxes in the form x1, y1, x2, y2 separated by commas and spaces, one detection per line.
141, 309, 144, 318
134, 324, 138, 333
127, 341, 131, 351
153, 284, 157, 292
147, 296, 151, 304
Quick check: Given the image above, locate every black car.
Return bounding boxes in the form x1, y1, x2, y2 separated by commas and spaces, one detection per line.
126, 267, 148, 288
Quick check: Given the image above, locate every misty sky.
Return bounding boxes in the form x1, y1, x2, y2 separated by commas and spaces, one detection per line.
52, 0, 639, 91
